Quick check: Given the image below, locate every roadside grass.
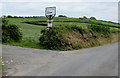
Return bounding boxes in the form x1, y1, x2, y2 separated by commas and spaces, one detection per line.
0, 57, 3, 70
3, 39, 46, 50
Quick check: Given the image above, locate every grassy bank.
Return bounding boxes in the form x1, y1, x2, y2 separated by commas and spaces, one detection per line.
39, 24, 119, 50
1, 17, 120, 50
3, 39, 45, 49
3, 26, 119, 51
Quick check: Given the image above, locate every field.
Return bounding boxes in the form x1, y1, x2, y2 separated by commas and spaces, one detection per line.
1, 17, 120, 50
5, 18, 46, 42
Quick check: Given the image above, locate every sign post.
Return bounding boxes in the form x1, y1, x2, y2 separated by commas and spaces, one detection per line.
45, 7, 56, 29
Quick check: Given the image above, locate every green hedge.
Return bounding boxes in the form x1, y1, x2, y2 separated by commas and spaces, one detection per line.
39, 24, 112, 50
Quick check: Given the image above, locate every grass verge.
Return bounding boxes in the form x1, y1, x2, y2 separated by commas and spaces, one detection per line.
0, 57, 4, 70
3, 39, 46, 50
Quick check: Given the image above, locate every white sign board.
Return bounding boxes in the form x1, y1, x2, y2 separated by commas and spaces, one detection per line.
45, 7, 56, 16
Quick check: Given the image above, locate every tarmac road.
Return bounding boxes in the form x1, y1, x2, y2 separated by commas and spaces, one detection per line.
2, 43, 118, 76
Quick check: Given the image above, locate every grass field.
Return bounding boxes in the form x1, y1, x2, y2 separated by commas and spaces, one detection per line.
1, 17, 120, 50
6, 18, 46, 41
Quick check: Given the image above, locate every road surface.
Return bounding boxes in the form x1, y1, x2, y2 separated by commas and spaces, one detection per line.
2, 43, 118, 76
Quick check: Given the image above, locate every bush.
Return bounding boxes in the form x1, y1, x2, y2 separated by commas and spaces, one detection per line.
8, 24, 22, 42
39, 27, 67, 50
2, 25, 10, 42
2, 18, 22, 42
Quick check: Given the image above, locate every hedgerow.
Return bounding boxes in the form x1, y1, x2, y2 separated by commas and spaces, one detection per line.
39, 24, 111, 50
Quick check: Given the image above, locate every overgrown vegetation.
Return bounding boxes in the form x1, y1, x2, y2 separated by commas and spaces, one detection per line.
39, 24, 115, 50
2, 17, 22, 42
1, 16, 119, 50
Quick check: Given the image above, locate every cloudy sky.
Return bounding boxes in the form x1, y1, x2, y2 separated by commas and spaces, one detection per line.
0, 0, 119, 22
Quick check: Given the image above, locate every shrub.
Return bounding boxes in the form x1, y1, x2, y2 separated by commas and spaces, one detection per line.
39, 25, 95, 50
2, 18, 22, 42
2, 25, 10, 42
8, 24, 22, 42
2, 18, 9, 42
39, 27, 67, 50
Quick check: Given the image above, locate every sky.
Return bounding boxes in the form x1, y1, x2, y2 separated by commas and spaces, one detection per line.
0, 0, 119, 22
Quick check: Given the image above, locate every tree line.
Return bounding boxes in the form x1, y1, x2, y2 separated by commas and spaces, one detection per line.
1, 15, 98, 20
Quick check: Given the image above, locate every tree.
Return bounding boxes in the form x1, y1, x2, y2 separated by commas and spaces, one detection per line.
58, 15, 67, 17
83, 16, 87, 19
7, 15, 13, 18
13, 16, 18, 18
90, 17, 96, 20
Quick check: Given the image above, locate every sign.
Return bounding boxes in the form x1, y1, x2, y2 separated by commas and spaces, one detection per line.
47, 20, 53, 22
45, 7, 56, 28
45, 7, 56, 17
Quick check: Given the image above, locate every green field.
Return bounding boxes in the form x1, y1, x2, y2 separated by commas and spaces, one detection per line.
1, 17, 120, 50
6, 18, 46, 42
5, 17, 120, 41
